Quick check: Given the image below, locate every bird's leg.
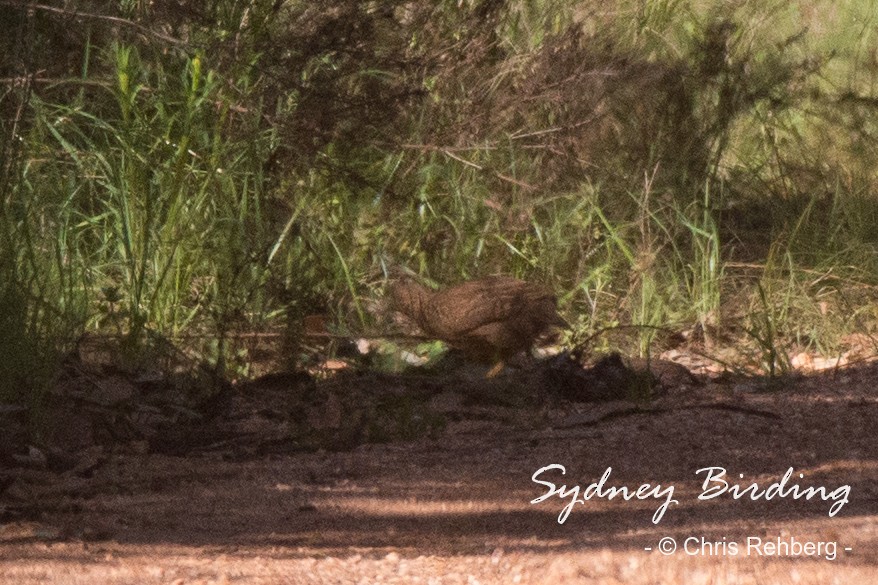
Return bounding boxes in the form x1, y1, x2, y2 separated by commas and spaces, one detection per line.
485, 360, 505, 378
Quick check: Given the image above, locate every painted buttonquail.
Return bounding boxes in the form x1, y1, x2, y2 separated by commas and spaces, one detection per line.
390, 276, 566, 376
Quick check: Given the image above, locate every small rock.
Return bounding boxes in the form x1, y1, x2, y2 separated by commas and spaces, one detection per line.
12, 446, 47, 469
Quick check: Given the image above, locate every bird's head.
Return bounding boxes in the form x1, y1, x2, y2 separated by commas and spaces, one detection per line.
378, 266, 435, 335
388, 278, 431, 317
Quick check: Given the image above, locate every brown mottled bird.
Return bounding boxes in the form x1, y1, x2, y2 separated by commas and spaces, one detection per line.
389, 276, 566, 376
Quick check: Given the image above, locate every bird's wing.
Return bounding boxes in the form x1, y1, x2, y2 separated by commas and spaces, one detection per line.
425, 278, 553, 339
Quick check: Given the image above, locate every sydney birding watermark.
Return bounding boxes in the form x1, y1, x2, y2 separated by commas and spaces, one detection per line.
530, 465, 851, 525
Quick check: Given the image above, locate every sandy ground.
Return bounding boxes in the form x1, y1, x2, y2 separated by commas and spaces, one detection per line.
2, 362, 877, 584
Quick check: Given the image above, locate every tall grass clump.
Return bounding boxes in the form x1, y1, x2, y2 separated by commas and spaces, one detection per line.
0, 78, 83, 406
20, 44, 275, 370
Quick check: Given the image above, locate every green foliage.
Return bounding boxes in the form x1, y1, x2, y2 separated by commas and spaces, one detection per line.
1, 0, 878, 385
0, 274, 64, 406
745, 281, 791, 380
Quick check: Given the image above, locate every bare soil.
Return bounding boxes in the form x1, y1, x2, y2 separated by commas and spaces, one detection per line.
2, 358, 877, 584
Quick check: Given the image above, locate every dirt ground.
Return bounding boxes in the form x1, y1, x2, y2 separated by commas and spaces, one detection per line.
2, 357, 877, 584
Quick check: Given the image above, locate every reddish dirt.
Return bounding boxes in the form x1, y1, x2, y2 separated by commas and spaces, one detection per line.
2, 361, 877, 584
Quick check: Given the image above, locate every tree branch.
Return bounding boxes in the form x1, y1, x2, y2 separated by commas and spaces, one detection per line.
1, 1, 190, 47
